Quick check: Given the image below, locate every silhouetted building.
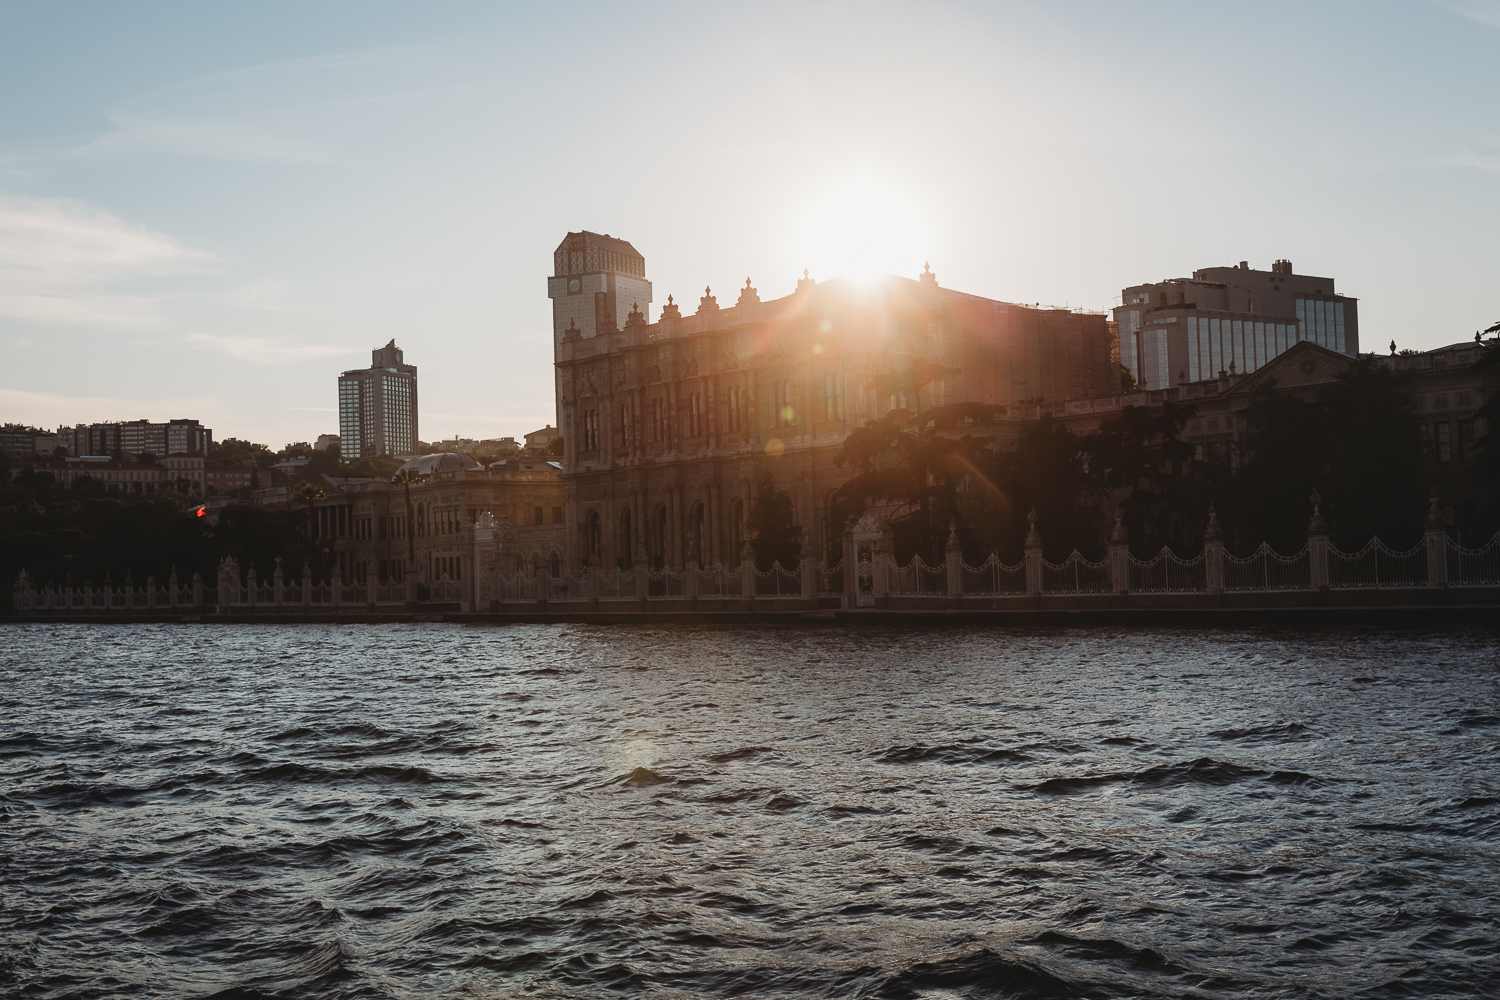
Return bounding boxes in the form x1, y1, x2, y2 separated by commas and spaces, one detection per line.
1114, 259, 1360, 390
339, 340, 418, 458
50, 418, 211, 458
551, 231, 1116, 571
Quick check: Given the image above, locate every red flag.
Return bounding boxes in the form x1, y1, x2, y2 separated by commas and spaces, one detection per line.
193, 505, 207, 518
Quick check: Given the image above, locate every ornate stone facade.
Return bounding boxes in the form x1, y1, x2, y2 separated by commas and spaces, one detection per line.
552, 233, 1115, 573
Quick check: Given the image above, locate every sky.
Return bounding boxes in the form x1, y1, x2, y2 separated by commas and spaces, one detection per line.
0, 0, 1497, 449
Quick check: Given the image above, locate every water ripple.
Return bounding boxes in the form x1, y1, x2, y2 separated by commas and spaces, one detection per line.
1, 622, 1498, 998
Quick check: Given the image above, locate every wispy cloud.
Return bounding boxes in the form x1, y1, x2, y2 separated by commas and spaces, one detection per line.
224, 277, 323, 312
0, 197, 213, 325
1432, 0, 1500, 28
185, 331, 348, 365
70, 48, 424, 164
0, 386, 220, 426
0, 292, 167, 326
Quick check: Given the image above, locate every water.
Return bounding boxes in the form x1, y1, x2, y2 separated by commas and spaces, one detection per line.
2, 623, 1499, 999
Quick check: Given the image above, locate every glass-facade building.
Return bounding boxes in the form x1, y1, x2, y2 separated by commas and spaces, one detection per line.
338, 340, 419, 458
1115, 261, 1358, 391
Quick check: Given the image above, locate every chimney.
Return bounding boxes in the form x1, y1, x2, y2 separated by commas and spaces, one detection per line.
1239, 261, 1249, 270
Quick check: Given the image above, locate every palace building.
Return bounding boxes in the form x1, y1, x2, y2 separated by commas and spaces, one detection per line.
551, 231, 1116, 572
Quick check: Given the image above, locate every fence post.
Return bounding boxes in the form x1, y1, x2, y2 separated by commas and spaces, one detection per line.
246, 566, 257, 609
635, 540, 650, 605
331, 562, 343, 609
215, 560, 229, 612
303, 561, 314, 608
12, 571, 26, 612
1108, 512, 1129, 595
1204, 506, 1225, 594
842, 528, 855, 609
169, 567, 179, 609
1024, 508, 1043, 596
1424, 490, 1448, 588
741, 541, 757, 607
589, 557, 601, 611
367, 562, 379, 610
945, 521, 963, 598
686, 550, 700, 605
273, 558, 284, 607
192, 571, 203, 609
1308, 489, 1330, 591
145, 575, 156, 610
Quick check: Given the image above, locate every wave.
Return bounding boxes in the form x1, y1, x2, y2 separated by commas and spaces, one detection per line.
1031, 757, 1320, 795
1209, 722, 1316, 743
879, 743, 1029, 764
873, 948, 1077, 999
615, 766, 672, 787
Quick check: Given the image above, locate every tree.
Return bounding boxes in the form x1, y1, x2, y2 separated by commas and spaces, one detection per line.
990, 416, 1103, 560
1236, 359, 1425, 549
214, 438, 274, 468
1468, 335, 1500, 532
391, 467, 424, 573
833, 402, 1004, 563
745, 475, 802, 570
1083, 401, 1201, 555
292, 481, 325, 541
548, 435, 565, 457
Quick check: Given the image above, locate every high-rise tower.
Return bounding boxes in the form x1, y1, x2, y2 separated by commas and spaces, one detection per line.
339, 340, 418, 458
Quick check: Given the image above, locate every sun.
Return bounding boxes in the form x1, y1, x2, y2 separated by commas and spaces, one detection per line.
793, 173, 930, 285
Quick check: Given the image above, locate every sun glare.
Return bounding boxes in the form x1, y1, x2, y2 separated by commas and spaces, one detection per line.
794, 174, 930, 285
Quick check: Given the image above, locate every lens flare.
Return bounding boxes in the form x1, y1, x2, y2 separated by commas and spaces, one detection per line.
794, 173, 930, 285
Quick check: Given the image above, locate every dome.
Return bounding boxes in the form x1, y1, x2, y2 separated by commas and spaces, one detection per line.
399, 453, 482, 476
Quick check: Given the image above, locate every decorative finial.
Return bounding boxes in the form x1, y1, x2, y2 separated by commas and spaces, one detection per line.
667, 294, 673, 305
1390, 339, 1397, 355
746, 276, 752, 287
803, 268, 809, 280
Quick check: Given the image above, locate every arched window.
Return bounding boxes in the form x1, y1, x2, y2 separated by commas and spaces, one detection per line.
549, 551, 561, 577
514, 555, 525, 574
729, 498, 745, 560
586, 510, 601, 563
617, 508, 633, 569
416, 503, 426, 536
652, 505, 668, 570
690, 502, 706, 564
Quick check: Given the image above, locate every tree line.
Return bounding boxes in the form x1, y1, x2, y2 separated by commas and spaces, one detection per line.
814, 353, 1497, 565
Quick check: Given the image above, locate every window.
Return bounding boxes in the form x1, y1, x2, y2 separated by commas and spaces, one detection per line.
774, 379, 794, 426
727, 387, 743, 432
823, 373, 844, 420
618, 508, 633, 568
534, 505, 544, 525
650, 399, 665, 443
687, 392, 703, 437
729, 498, 745, 559
1437, 422, 1452, 463
582, 409, 598, 451
1459, 420, 1475, 462
617, 404, 630, 449
552, 506, 562, 524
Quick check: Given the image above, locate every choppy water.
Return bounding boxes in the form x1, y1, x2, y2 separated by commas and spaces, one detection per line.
2, 623, 1499, 999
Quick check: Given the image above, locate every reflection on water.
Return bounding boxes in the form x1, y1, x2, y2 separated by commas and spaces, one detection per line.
2, 623, 1498, 998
